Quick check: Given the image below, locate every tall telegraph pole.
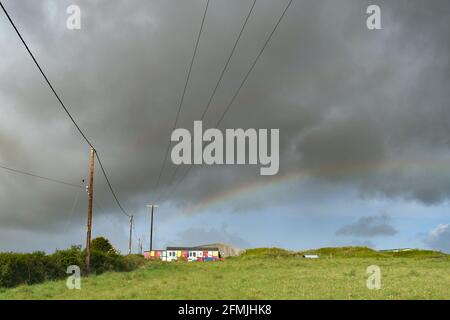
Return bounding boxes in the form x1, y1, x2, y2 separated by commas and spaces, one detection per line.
85, 147, 95, 271
128, 215, 133, 255
147, 204, 158, 251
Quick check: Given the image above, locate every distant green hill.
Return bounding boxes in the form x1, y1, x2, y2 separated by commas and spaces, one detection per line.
239, 247, 292, 258
301, 246, 385, 258
239, 246, 448, 259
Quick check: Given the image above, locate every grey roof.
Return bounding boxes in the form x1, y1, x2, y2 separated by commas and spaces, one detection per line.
195, 243, 245, 257
166, 246, 219, 251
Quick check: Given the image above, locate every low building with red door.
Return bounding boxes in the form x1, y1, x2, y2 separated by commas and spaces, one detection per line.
144, 246, 220, 262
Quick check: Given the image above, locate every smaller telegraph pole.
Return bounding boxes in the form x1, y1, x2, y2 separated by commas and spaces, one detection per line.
146, 204, 158, 251
137, 237, 143, 255
128, 215, 133, 255
85, 147, 95, 272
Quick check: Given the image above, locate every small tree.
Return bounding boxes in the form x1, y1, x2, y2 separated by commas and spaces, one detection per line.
91, 237, 117, 254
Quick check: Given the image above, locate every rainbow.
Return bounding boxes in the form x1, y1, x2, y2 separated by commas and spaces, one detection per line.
184, 157, 450, 213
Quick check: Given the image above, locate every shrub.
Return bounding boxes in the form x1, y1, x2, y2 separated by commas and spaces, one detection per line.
122, 254, 146, 271
0, 241, 145, 288
51, 245, 86, 275
0, 252, 60, 288
91, 237, 117, 254
89, 250, 118, 274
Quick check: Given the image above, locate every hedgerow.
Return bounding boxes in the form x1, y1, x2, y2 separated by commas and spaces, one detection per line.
0, 242, 145, 288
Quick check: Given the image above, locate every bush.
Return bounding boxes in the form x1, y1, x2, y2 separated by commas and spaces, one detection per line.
0, 242, 145, 288
0, 252, 60, 288
51, 245, 86, 275
122, 254, 146, 270
91, 237, 117, 254
89, 250, 140, 274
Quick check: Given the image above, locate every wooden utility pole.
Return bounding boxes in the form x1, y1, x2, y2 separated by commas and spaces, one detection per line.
85, 147, 95, 272
146, 204, 158, 251
128, 215, 133, 255
137, 237, 142, 255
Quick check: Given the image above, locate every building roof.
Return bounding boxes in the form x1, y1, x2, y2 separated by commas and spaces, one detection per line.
195, 243, 245, 257
166, 246, 219, 251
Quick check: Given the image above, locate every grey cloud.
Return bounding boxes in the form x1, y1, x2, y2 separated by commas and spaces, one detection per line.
0, 0, 449, 251
336, 215, 397, 238
0, 213, 129, 253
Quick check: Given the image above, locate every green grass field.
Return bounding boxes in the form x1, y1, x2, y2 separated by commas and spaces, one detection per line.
1, 247, 449, 300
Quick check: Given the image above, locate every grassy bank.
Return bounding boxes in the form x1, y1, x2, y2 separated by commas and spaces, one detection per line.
1, 247, 449, 299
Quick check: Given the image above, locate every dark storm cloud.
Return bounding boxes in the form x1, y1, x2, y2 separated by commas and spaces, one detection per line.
336, 215, 397, 238
0, 0, 449, 248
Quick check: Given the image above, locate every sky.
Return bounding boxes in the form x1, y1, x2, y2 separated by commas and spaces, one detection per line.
0, 0, 449, 254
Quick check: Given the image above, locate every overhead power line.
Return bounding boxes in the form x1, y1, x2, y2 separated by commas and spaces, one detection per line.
0, 163, 82, 188
153, 0, 210, 197
0, 1, 131, 218
215, 0, 293, 127
160, 0, 294, 203
63, 189, 82, 233
95, 152, 131, 217
158, 0, 257, 201
0, 2, 93, 148
199, 0, 257, 121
